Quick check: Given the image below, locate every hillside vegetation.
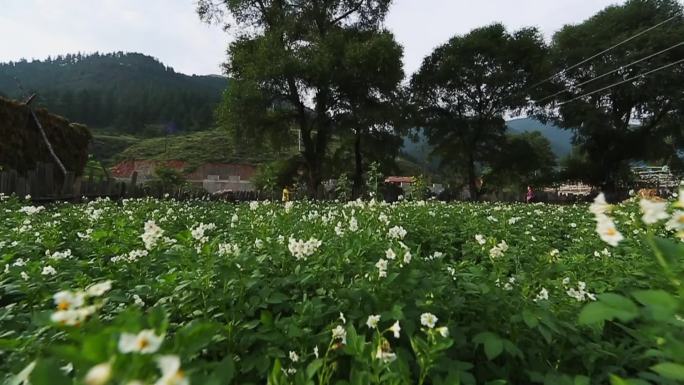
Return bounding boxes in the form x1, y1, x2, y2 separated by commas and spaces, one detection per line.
116, 130, 291, 166
0, 52, 226, 135
89, 132, 139, 166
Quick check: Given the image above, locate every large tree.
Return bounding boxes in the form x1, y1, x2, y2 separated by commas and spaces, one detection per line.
410, 24, 548, 200
198, 0, 404, 197
484, 131, 558, 195
324, 29, 405, 195
548, 0, 684, 190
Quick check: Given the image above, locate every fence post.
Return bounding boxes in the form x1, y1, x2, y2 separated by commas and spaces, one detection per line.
130, 172, 138, 190
16, 177, 27, 198
0, 171, 7, 195
61, 172, 75, 199
44, 163, 55, 197
119, 182, 126, 199
8, 170, 17, 195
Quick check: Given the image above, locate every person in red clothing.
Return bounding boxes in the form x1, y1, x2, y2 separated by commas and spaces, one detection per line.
526, 185, 535, 203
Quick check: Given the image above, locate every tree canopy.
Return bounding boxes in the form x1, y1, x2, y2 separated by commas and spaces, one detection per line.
547, 0, 684, 190
411, 24, 548, 199
200, 0, 404, 197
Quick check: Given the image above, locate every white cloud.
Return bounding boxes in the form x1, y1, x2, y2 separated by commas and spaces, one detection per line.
0, 0, 625, 75
386, 0, 626, 75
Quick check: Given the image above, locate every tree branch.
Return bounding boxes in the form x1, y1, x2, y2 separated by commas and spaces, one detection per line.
331, 0, 364, 25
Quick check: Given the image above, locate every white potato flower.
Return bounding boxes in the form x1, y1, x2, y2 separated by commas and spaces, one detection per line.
596, 216, 624, 247
403, 250, 412, 264
566, 281, 596, 302
218, 243, 241, 257
389, 321, 401, 338
489, 240, 508, 258
86, 280, 113, 297
375, 344, 397, 363
133, 294, 145, 307
288, 237, 322, 260
155, 355, 189, 385
589, 193, 611, 217
84, 362, 112, 385
366, 314, 381, 329
289, 351, 299, 362
375, 258, 388, 278
332, 325, 347, 344
387, 226, 407, 240
348, 217, 359, 232
640, 199, 669, 224
119, 329, 164, 354
54, 290, 86, 311
141, 220, 164, 250
665, 211, 684, 231
534, 288, 549, 302
420, 313, 438, 329
385, 248, 396, 260
254, 239, 264, 249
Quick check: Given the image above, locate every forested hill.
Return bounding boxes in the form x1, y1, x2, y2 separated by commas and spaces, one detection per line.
0, 52, 227, 135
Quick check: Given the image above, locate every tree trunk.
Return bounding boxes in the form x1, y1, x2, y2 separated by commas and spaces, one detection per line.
467, 154, 478, 201
303, 151, 320, 200
353, 129, 363, 198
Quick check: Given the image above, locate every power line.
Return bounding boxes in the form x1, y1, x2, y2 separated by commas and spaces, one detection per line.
529, 14, 681, 90
536, 41, 684, 103
557, 58, 684, 106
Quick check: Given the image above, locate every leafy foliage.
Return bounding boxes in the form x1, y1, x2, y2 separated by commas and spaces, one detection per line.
1, 192, 683, 384
485, 131, 558, 194
411, 24, 549, 199
548, 0, 684, 189
145, 165, 188, 191
205, 0, 404, 196
117, 129, 293, 166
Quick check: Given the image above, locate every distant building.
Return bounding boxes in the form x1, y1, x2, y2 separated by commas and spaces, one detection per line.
544, 182, 593, 197
385, 176, 415, 189
111, 160, 256, 192
632, 165, 680, 188
384, 176, 444, 195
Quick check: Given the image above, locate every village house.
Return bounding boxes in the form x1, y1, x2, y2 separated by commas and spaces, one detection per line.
110, 160, 256, 192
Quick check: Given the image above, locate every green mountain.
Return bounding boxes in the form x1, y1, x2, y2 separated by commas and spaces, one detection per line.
506, 117, 573, 158
0, 52, 227, 135
401, 118, 574, 174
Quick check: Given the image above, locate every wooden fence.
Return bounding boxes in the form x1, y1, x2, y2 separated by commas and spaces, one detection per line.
0, 163, 262, 202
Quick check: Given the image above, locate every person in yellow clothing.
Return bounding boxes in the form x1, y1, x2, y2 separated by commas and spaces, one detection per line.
281, 186, 291, 202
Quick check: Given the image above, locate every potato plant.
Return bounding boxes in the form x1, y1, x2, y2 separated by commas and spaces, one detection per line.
0, 191, 682, 385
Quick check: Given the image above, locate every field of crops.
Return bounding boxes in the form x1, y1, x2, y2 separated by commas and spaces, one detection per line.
1, 192, 683, 385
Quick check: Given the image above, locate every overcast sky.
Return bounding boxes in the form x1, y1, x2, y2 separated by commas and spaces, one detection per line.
0, 0, 626, 76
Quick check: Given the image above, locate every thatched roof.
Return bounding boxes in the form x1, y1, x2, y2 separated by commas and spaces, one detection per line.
0, 96, 91, 177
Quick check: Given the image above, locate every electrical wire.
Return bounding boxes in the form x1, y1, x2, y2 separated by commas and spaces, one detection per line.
536, 41, 684, 103
528, 14, 681, 90
557, 57, 684, 106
